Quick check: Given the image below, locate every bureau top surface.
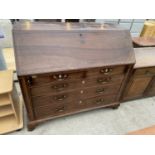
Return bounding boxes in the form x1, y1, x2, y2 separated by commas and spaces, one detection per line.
134, 47, 155, 68
13, 22, 125, 31
13, 22, 135, 76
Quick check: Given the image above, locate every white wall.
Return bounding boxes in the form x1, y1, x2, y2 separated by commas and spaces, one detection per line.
0, 20, 13, 48
95, 19, 145, 37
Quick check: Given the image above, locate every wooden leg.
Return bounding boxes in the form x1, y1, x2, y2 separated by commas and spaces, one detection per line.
112, 104, 120, 109
28, 123, 37, 131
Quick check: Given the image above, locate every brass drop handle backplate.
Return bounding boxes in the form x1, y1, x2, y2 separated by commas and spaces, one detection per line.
55, 106, 65, 112
100, 68, 113, 75
97, 77, 111, 84
52, 83, 68, 91
95, 98, 105, 104
27, 77, 33, 86
54, 95, 67, 101
96, 88, 105, 94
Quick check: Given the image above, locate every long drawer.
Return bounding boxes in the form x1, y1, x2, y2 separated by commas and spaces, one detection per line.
27, 66, 125, 87
34, 95, 116, 119
32, 84, 121, 107
74, 94, 116, 109
34, 102, 68, 119
30, 75, 124, 97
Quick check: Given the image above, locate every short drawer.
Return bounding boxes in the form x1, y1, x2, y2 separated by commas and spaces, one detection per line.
28, 71, 85, 87
134, 67, 155, 76
30, 75, 124, 97
87, 66, 125, 77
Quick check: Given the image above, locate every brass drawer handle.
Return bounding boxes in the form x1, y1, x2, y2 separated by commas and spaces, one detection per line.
100, 68, 113, 75
97, 77, 111, 84
27, 77, 33, 86
52, 83, 68, 91
55, 106, 65, 112
95, 98, 105, 104
54, 95, 67, 101
96, 88, 105, 94
53, 74, 68, 80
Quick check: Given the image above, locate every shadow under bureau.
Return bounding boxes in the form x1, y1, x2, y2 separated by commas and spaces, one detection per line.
13, 22, 135, 130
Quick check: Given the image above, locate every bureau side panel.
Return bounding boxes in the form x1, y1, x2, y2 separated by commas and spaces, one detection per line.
18, 76, 35, 121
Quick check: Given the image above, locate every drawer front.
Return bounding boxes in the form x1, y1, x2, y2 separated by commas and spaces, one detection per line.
32, 84, 120, 107
30, 75, 124, 97
30, 80, 81, 97
87, 66, 125, 77
75, 95, 116, 109
78, 84, 120, 99
134, 67, 155, 76
27, 71, 85, 87
32, 92, 77, 107
34, 103, 69, 119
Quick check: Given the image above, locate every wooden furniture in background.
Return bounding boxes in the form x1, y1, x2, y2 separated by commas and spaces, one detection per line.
13, 22, 135, 131
128, 125, 155, 135
65, 19, 79, 22
2, 48, 16, 71
0, 70, 23, 134
2, 48, 18, 82
35, 19, 61, 22
123, 47, 155, 101
140, 20, 155, 37
133, 37, 155, 48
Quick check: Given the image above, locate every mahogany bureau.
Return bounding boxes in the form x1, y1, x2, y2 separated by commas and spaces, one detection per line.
13, 22, 135, 130
123, 47, 155, 101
